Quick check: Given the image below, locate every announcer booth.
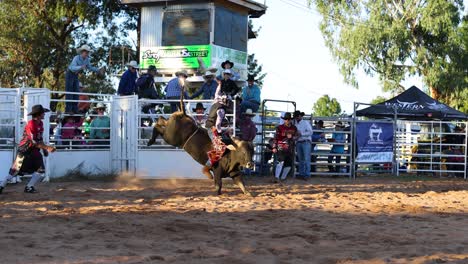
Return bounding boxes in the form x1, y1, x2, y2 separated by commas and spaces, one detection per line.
121, 0, 266, 84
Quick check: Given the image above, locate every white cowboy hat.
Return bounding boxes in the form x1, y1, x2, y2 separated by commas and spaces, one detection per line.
93, 102, 106, 110
176, 70, 188, 77
243, 109, 256, 116
126, 60, 140, 69
223, 69, 232, 75
204, 71, 215, 77
76, 44, 93, 54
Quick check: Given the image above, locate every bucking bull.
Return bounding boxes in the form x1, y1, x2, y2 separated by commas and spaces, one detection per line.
147, 94, 254, 196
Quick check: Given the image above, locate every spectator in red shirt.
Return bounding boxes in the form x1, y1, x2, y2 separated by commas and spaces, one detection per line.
0, 105, 56, 194
272, 112, 297, 182
239, 109, 257, 142
61, 116, 80, 146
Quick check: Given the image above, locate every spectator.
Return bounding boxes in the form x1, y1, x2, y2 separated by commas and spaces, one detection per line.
89, 103, 110, 146
217, 60, 240, 81
311, 120, 326, 173
272, 112, 297, 182
241, 75, 261, 113
328, 121, 346, 173
220, 69, 240, 97
77, 82, 91, 114
165, 70, 189, 113
136, 65, 159, 114
294, 110, 313, 180
118, 60, 139, 96
61, 116, 80, 146
190, 71, 217, 99
239, 109, 258, 141
192, 102, 207, 127
65, 44, 104, 113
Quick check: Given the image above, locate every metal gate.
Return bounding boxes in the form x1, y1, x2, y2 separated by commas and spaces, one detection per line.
111, 95, 138, 176
23, 89, 52, 181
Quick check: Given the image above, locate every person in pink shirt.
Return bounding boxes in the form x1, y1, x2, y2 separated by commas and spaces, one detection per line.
61, 116, 79, 146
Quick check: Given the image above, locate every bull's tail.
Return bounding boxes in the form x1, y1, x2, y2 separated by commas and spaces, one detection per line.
180, 83, 187, 116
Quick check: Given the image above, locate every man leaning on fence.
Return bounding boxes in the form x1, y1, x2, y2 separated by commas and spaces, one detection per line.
294, 110, 313, 180
66, 45, 105, 113
118, 61, 139, 96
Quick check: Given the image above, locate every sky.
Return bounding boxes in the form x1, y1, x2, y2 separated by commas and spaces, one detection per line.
248, 0, 427, 114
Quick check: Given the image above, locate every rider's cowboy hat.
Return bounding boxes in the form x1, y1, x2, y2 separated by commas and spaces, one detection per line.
247, 75, 255, 82
126, 60, 140, 69
28, 104, 50, 116
281, 112, 292, 120
192, 102, 206, 112
243, 109, 256, 116
76, 44, 93, 54
176, 70, 188, 77
93, 103, 106, 110
221, 60, 234, 69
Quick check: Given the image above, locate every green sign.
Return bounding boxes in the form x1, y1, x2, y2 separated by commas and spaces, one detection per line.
140, 45, 211, 69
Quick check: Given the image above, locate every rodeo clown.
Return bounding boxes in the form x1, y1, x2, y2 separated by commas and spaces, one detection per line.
272, 112, 298, 182
0, 104, 56, 194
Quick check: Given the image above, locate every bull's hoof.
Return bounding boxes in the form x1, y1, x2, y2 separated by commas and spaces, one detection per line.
243, 191, 253, 197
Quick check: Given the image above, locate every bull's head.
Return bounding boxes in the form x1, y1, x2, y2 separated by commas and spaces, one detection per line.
226, 137, 255, 170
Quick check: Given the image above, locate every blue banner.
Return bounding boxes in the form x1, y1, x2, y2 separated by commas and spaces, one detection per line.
356, 122, 394, 162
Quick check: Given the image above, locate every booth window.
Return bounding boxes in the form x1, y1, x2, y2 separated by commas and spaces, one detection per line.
162, 9, 210, 46
214, 6, 248, 52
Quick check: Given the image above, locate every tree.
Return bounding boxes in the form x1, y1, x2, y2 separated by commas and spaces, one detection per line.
370, 96, 387, 105
0, 0, 137, 100
312, 95, 342, 116
308, 0, 467, 106
248, 20, 267, 86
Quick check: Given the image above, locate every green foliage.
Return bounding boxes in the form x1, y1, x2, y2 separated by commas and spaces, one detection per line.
312, 95, 342, 116
308, 0, 467, 111
0, 0, 137, 96
370, 96, 387, 105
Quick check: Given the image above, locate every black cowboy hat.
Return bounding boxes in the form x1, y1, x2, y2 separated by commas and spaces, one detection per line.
247, 75, 255, 82
281, 112, 292, 120
148, 65, 157, 71
293, 110, 305, 117
221, 60, 234, 69
192, 102, 206, 112
28, 104, 50, 116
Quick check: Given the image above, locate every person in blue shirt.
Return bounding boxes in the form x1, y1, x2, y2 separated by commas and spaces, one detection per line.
118, 61, 139, 96
165, 70, 189, 113
241, 75, 261, 113
65, 45, 104, 113
190, 71, 218, 99
328, 121, 346, 173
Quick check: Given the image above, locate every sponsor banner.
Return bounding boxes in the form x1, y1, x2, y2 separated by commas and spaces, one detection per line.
139, 45, 211, 69
211, 45, 248, 80
356, 122, 394, 163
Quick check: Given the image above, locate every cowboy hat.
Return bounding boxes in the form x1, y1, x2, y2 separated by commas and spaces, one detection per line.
76, 44, 93, 54
203, 71, 215, 77
176, 70, 188, 77
147, 65, 157, 72
281, 112, 292, 120
293, 110, 305, 117
247, 75, 255, 82
243, 109, 256, 116
221, 60, 234, 69
192, 102, 206, 112
223, 69, 233, 75
93, 102, 106, 110
28, 104, 50, 116
126, 60, 140, 69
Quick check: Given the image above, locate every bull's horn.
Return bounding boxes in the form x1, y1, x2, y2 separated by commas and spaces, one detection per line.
226, 144, 237, 151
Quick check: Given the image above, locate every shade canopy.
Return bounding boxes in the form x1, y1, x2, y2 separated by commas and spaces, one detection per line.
356, 86, 467, 120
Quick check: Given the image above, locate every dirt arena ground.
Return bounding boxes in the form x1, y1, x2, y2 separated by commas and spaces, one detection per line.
1, 176, 467, 264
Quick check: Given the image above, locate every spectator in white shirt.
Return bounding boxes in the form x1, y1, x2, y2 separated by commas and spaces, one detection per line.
293, 110, 313, 180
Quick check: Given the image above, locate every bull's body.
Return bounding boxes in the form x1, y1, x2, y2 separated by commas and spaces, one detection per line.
147, 93, 252, 195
